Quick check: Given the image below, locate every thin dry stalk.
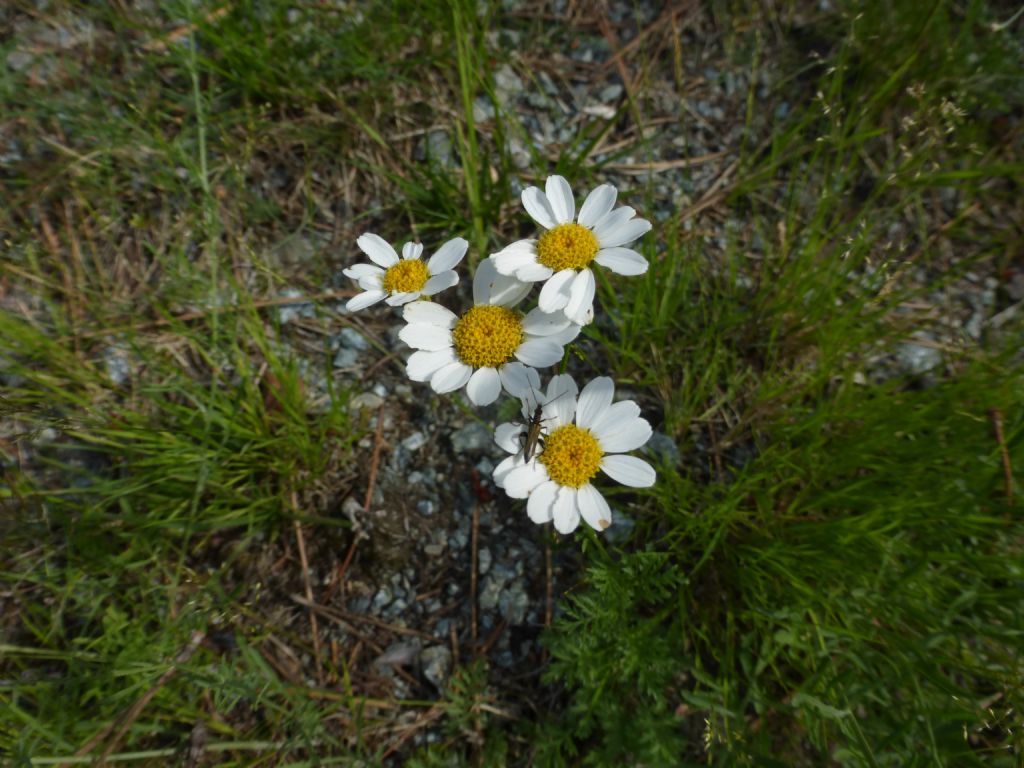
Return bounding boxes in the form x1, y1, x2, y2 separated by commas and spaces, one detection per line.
292, 489, 325, 685
990, 408, 1014, 504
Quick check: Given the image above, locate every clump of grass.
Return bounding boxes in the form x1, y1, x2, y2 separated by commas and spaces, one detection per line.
531, 0, 1024, 764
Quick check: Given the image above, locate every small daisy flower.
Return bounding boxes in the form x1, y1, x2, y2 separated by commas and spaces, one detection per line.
400, 257, 581, 406
492, 374, 655, 534
491, 175, 652, 325
343, 234, 467, 312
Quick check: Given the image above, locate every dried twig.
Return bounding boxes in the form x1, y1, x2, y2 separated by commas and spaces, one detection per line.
380, 707, 446, 760
678, 158, 740, 223
291, 594, 435, 642
292, 488, 324, 685
605, 151, 729, 174
596, 2, 699, 78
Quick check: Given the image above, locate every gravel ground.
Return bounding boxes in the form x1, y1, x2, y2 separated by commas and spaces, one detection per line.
3, 0, 1020, 759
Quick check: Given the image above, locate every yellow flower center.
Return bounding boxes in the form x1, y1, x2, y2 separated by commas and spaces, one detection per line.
536, 223, 600, 271
539, 424, 603, 488
382, 259, 429, 294
451, 305, 523, 368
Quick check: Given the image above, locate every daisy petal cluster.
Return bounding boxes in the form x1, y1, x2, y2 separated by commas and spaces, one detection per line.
340, 174, 656, 538
343, 234, 467, 311
492, 175, 652, 325
400, 257, 579, 406
493, 375, 655, 534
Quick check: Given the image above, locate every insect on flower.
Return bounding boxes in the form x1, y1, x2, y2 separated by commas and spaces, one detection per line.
520, 387, 573, 461
493, 374, 656, 534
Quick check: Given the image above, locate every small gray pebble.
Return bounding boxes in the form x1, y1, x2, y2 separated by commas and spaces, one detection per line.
897, 338, 942, 375
402, 432, 427, 452
338, 327, 369, 351
478, 575, 504, 612
644, 432, 680, 465
451, 422, 492, 454
103, 345, 131, 386
333, 347, 359, 369
349, 392, 383, 412
420, 645, 452, 690
371, 587, 393, 611
499, 582, 529, 625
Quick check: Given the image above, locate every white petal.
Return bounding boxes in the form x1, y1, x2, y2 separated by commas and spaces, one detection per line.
543, 374, 578, 427
504, 461, 549, 499
466, 367, 502, 406
595, 217, 652, 249
594, 246, 649, 276
577, 483, 613, 531
402, 242, 424, 260
596, 416, 653, 453
494, 422, 524, 454
499, 362, 540, 397
600, 454, 656, 488
564, 269, 595, 325
576, 377, 615, 429
493, 454, 521, 487
546, 321, 582, 347
591, 206, 636, 243
342, 263, 383, 281
578, 184, 618, 228
404, 300, 457, 328
421, 271, 459, 296
427, 237, 468, 273
538, 269, 576, 312
406, 348, 456, 381
491, 240, 537, 276
514, 262, 555, 283
430, 361, 473, 394
527, 480, 559, 524
399, 323, 452, 351
552, 487, 581, 534
489, 273, 533, 308
357, 273, 384, 290
522, 186, 558, 229
545, 175, 575, 224
521, 307, 572, 337
346, 290, 387, 311
515, 339, 563, 368
474, 255, 531, 306
357, 233, 399, 268
385, 291, 420, 306
589, 400, 642, 438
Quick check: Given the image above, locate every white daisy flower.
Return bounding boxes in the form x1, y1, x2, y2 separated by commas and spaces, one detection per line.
399, 257, 581, 407
343, 234, 467, 312
492, 374, 655, 534
491, 175, 652, 325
